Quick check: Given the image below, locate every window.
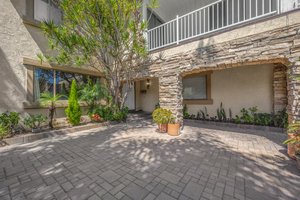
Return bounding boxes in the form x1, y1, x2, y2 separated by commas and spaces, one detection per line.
34, 68, 55, 100
34, 0, 62, 24
33, 67, 100, 101
183, 73, 213, 105
183, 76, 207, 100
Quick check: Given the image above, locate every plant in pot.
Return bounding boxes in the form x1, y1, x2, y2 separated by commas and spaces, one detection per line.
23, 114, 47, 133
167, 115, 180, 136
284, 123, 300, 159
152, 108, 172, 133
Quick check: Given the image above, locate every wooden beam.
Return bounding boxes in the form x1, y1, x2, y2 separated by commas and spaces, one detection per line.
23, 57, 104, 77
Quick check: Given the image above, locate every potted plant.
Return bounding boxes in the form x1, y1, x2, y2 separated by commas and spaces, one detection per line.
167, 116, 180, 136
152, 108, 172, 133
284, 123, 300, 159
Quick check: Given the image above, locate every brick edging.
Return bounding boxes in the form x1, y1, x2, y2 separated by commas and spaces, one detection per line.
2, 122, 109, 146
184, 119, 285, 133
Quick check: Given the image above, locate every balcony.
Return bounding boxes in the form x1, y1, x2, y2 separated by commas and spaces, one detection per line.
147, 0, 300, 51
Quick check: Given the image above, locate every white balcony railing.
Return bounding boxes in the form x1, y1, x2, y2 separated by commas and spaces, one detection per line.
147, 0, 296, 51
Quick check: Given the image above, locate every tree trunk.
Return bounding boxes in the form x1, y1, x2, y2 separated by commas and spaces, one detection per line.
49, 104, 55, 129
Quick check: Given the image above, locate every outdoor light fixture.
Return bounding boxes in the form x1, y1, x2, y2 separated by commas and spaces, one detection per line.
146, 79, 151, 89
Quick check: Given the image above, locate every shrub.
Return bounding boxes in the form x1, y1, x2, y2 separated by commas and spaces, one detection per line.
65, 80, 82, 125
0, 125, 9, 139
152, 108, 173, 124
23, 114, 47, 130
79, 79, 109, 114
273, 109, 288, 128
216, 103, 226, 121
0, 112, 20, 134
183, 105, 190, 119
236, 107, 287, 127
92, 105, 128, 122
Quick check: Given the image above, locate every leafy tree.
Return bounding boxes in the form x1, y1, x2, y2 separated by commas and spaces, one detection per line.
40, 92, 64, 129
41, 0, 158, 111
65, 80, 82, 125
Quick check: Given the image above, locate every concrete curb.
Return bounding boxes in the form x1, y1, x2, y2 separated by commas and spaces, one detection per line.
2, 122, 109, 146
184, 119, 285, 133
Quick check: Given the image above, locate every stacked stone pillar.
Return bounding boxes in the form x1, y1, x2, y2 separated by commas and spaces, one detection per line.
273, 64, 288, 113
159, 74, 183, 126
287, 61, 300, 123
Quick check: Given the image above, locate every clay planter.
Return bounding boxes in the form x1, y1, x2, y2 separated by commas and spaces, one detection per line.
287, 133, 298, 159
296, 154, 300, 171
167, 124, 180, 136
158, 124, 168, 133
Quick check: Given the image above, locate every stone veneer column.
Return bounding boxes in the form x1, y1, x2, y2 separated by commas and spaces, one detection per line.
287, 61, 300, 123
159, 74, 183, 126
273, 64, 288, 113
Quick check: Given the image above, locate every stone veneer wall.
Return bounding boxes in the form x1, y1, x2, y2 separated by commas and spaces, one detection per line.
135, 12, 300, 125
273, 64, 288, 112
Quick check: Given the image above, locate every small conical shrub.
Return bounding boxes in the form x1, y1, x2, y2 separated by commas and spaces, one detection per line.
65, 80, 81, 125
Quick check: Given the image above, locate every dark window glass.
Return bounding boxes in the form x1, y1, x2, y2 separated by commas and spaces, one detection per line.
33, 68, 55, 101
183, 76, 207, 100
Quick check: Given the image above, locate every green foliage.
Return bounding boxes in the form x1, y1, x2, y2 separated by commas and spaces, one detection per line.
65, 80, 82, 125
235, 107, 288, 127
40, 92, 65, 129
216, 103, 226, 121
273, 109, 288, 128
283, 123, 300, 147
189, 103, 287, 128
0, 125, 9, 139
23, 114, 47, 130
198, 107, 209, 120
0, 112, 20, 134
183, 105, 190, 119
152, 108, 173, 124
79, 79, 110, 114
240, 108, 254, 124
93, 105, 128, 122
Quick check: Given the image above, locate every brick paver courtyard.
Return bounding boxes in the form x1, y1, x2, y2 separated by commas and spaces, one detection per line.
0, 119, 300, 200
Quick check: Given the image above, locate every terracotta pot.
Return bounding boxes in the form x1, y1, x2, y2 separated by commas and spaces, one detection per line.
167, 124, 180, 136
296, 154, 300, 171
158, 124, 168, 133
287, 133, 298, 159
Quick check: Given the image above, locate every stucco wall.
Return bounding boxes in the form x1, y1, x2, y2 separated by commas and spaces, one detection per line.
185, 64, 274, 117
0, 0, 47, 113
135, 78, 159, 113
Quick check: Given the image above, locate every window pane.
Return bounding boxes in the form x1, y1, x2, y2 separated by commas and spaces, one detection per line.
34, 68, 54, 101
56, 71, 98, 99
183, 76, 207, 100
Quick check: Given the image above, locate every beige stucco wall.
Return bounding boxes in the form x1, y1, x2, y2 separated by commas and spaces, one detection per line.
135, 78, 159, 113
185, 64, 274, 117
0, 0, 47, 113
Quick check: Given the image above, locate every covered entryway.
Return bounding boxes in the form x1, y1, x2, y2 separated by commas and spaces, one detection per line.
134, 78, 159, 113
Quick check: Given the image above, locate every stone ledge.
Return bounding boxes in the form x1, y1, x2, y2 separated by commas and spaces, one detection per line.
184, 119, 285, 133
2, 122, 109, 146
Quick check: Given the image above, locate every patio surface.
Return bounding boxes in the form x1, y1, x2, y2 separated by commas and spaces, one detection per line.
0, 118, 300, 200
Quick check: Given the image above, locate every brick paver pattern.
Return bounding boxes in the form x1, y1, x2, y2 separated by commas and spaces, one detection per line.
0, 119, 300, 200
